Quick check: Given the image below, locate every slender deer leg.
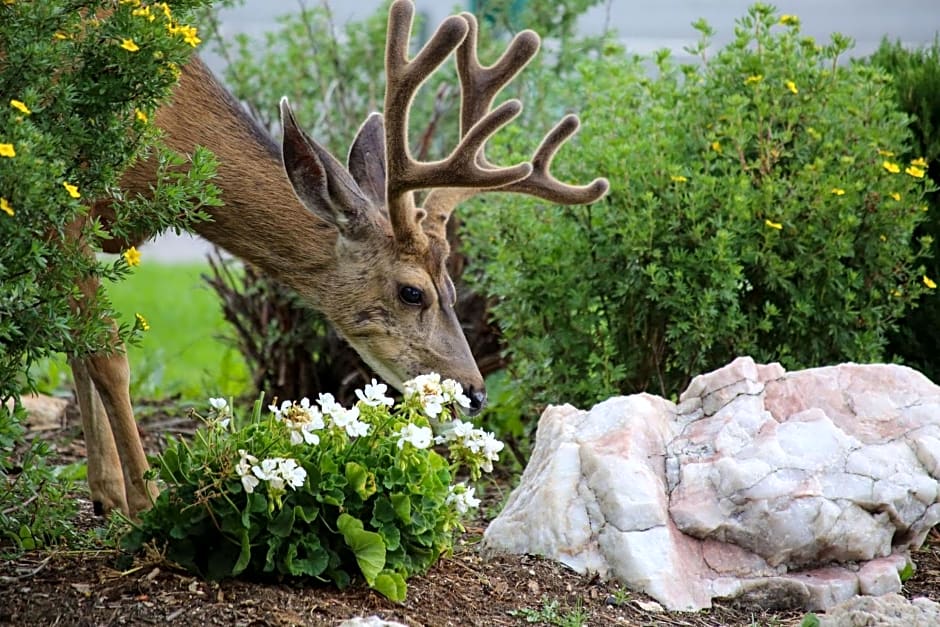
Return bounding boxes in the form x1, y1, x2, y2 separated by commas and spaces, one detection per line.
69, 358, 128, 515
84, 346, 158, 517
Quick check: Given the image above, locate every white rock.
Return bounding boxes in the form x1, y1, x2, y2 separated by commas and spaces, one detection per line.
483, 357, 940, 611
819, 593, 940, 626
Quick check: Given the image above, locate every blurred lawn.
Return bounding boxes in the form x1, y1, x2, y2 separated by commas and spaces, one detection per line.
109, 262, 250, 401
32, 262, 250, 402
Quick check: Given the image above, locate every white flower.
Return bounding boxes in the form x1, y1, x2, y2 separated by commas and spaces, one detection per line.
355, 378, 395, 408
344, 418, 370, 438
316, 392, 341, 416
403, 373, 450, 418
446, 483, 481, 514
436, 419, 475, 443
441, 379, 472, 409
277, 458, 307, 488
397, 423, 433, 450
209, 397, 228, 412
250, 456, 306, 492
271, 398, 324, 446
236, 450, 259, 493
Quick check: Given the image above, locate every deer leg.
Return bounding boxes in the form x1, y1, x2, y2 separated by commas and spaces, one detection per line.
69, 357, 128, 515
84, 345, 159, 517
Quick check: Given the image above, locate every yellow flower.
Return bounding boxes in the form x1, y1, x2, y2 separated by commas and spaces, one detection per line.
135, 313, 150, 331
744, 74, 763, 85
1, 197, 12, 217
670, 175, 688, 183
711, 141, 722, 153
807, 127, 821, 140
132, 6, 155, 21
765, 219, 783, 230
911, 157, 928, 168
906, 165, 925, 179
882, 161, 900, 174
123, 246, 141, 267
135, 108, 148, 123
156, 2, 172, 19
10, 99, 30, 115
889, 192, 901, 201
53, 31, 69, 40
879, 235, 887, 242
120, 0, 141, 5
785, 80, 798, 94
0, 143, 15, 157
178, 25, 201, 47
878, 149, 895, 157
924, 276, 937, 290
120, 38, 140, 52
63, 182, 80, 198
831, 188, 845, 196
891, 289, 902, 298
779, 14, 799, 26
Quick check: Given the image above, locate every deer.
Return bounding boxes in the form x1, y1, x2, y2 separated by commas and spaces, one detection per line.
69, 0, 609, 518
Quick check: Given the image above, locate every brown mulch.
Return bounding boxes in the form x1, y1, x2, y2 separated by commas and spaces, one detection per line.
1, 401, 938, 626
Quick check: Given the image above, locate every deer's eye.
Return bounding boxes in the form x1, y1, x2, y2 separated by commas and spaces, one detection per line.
399, 285, 424, 307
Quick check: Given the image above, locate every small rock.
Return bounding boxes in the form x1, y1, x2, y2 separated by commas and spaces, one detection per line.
818, 593, 940, 626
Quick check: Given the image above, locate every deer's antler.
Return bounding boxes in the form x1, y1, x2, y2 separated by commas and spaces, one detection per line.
421, 12, 610, 240
384, 0, 534, 251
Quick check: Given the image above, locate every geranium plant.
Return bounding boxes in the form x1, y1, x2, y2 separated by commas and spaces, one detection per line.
123, 374, 503, 601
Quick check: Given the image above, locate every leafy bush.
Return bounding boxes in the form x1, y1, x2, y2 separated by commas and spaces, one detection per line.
1, 0, 217, 549
465, 5, 935, 416
124, 375, 503, 600
868, 38, 940, 380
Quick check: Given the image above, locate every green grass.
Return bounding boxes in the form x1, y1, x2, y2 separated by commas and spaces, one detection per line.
109, 261, 249, 401
31, 261, 250, 402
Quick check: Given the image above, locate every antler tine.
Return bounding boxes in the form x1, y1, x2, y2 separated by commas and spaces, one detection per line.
384, 0, 469, 249
422, 12, 609, 240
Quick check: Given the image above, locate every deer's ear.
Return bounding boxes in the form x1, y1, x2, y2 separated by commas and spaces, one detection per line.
348, 113, 387, 207
280, 97, 372, 238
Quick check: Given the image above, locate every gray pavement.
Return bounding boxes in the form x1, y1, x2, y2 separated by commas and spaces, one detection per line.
146, 0, 940, 262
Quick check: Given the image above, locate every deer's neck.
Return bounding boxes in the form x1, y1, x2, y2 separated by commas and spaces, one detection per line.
130, 57, 336, 305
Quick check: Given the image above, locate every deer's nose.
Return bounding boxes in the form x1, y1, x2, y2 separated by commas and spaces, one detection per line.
467, 385, 487, 415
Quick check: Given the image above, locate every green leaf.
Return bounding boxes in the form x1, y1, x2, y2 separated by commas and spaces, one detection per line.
346, 461, 377, 500
899, 561, 915, 582
390, 493, 411, 524
233, 529, 252, 575
270, 506, 295, 538
373, 571, 407, 602
800, 613, 821, 627
337, 513, 386, 584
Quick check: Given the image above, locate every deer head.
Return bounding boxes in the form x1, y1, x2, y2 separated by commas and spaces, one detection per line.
276, 0, 608, 412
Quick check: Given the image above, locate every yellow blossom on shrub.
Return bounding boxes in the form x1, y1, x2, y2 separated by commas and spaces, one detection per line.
924, 276, 937, 290
135, 313, 150, 331
765, 219, 782, 230
123, 246, 141, 267
882, 161, 900, 174
878, 149, 895, 157
63, 182, 80, 198
670, 175, 688, 183
120, 38, 140, 52
1, 198, 12, 217
0, 143, 14, 157
831, 188, 845, 196
135, 108, 148, 123
132, 6, 155, 21
744, 74, 763, 85
905, 165, 925, 179
10, 99, 30, 115
779, 14, 799, 26
911, 157, 927, 168
710, 141, 722, 153
890, 192, 901, 201
785, 80, 798, 94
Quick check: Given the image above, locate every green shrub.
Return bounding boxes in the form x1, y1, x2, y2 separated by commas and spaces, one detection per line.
124, 376, 503, 600
465, 4, 935, 416
868, 37, 940, 381
1, 0, 218, 549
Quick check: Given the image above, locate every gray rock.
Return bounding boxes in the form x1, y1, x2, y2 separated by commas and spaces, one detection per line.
818, 593, 940, 626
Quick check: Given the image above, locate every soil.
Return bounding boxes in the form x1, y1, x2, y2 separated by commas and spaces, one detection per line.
1, 401, 938, 627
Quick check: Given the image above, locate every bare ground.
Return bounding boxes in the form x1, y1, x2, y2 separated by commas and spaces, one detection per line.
1, 402, 938, 627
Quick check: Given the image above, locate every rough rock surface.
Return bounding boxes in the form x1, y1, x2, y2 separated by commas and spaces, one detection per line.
483, 357, 940, 611
819, 593, 940, 626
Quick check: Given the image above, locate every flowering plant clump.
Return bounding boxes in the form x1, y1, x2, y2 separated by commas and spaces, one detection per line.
124, 375, 502, 601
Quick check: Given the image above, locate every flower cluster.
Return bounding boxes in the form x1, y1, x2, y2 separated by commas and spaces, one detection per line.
446, 483, 481, 514
403, 373, 471, 419
436, 418, 505, 475
235, 450, 306, 496
269, 397, 326, 445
